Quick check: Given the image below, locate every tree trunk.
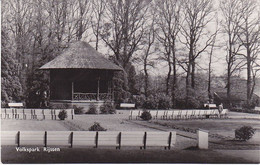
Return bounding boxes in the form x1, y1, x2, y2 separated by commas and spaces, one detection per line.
166, 61, 172, 96
191, 60, 195, 89
172, 57, 177, 108
247, 51, 252, 105
144, 58, 149, 99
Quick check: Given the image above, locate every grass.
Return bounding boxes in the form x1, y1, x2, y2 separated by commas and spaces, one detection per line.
152, 118, 260, 143
1, 146, 254, 163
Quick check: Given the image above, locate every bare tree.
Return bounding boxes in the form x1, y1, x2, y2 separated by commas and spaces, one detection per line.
179, 0, 215, 104
155, 0, 181, 107
207, 24, 218, 102
91, 0, 107, 50
139, 6, 157, 99
220, 0, 244, 107
235, 0, 260, 105
100, 0, 149, 69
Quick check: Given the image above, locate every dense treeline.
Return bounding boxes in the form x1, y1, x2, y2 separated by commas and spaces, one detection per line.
1, 0, 260, 109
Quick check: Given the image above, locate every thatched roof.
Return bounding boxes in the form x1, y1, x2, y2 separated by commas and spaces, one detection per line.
39, 41, 122, 71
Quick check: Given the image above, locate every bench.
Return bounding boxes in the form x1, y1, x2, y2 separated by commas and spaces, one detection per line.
184, 110, 194, 119
5, 108, 15, 119
97, 131, 119, 148
43, 109, 55, 120
129, 110, 141, 120
23, 109, 33, 120
149, 110, 158, 119
120, 131, 144, 149
204, 103, 217, 109
8, 103, 23, 108
15, 109, 25, 119
8, 103, 23, 119
72, 131, 97, 147
34, 109, 45, 120
157, 110, 167, 120
1, 131, 18, 145
47, 131, 72, 146
220, 109, 228, 118
146, 132, 176, 149
20, 131, 45, 146
170, 110, 179, 120
120, 103, 135, 109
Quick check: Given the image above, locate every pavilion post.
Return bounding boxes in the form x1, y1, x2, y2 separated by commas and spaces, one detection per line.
72, 82, 74, 100
97, 77, 100, 101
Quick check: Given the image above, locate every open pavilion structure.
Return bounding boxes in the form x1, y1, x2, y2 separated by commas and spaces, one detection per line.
40, 41, 122, 112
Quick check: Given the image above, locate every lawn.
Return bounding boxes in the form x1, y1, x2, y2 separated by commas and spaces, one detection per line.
151, 118, 260, 143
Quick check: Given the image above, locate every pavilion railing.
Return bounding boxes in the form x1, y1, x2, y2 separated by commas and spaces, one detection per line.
73, 93, 113, 101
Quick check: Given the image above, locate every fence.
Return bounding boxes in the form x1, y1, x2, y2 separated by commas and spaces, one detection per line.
1, 131, 176, 150
129, 109, 228, 120
1, 108, 74, 120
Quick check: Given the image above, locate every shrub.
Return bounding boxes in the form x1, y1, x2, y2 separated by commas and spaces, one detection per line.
131, 95, 145, 109
73, 105, 84, 114
142, 96, 157, 109
58, 110, 67, 120
158, 95, 171, 109
100, 101, 116, 114
86, 103, 97, 114
88, 122, 107, 131
140, 111, 152, 121
235, 126, 255, 141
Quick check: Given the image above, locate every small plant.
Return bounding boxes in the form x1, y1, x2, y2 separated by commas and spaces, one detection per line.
235, 126, 256, 141
58, 110, 67, 120
86, 103, 97, 114
140, 111, 152, 121
88, 122, 107, 131
100, 101, 116, 114
73, 105, 84, 114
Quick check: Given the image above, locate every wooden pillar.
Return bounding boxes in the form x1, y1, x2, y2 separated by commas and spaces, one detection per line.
72, 82, 74, 100
97, 77, 100, 101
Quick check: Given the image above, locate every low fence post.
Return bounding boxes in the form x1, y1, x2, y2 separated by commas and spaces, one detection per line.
95, 132, 99, 148
168, 132, 172, 150
143, 132, 147, 150
44, 131, 47, 147
17, 131, 20, 147
70, 132, 73, 148
197, 129, 209, 149
117, 132, 121, 149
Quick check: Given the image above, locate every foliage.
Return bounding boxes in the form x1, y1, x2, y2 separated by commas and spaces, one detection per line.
242, 98, 259, 110
86, 103, 97, 114
157, 94, 171, 109
1, 29, 23, 107
235, 126, 255, 141
26, 70, 49, 108
131, 95, 145, 109
58, 110, 68, 120
73, 105, 84, 114
100, 101, 116, 114
140, 111, 152, 121
229, 108, 260, 114
88, 122, 107, 131
143, 96, 158, 109
112, 71, 130, 104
